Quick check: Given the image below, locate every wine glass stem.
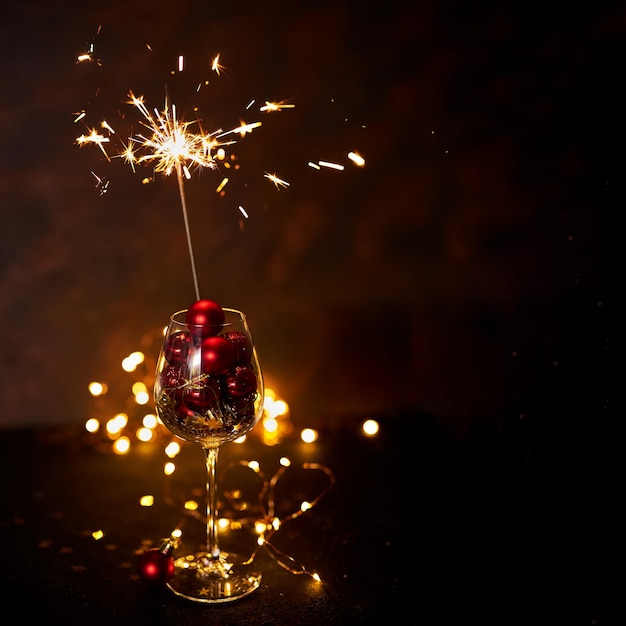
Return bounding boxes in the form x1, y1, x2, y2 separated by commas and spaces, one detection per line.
204, 446, 220, 558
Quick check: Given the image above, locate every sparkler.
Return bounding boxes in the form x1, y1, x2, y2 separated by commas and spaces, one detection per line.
74, 34, 366, 300
75, 68, 281, 300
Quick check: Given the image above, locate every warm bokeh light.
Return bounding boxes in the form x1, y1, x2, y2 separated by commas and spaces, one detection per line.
164, 462, 176, 475
88, 381, 108, 396
142, 413, 158, 429
122, 351, 145, 372
136, 427, 153, 442
139, 495, 154, 507
85, 418, 100, 433
134, 391, 150, 405
164, 441, 181, 457
106, 413, 128, 437
300, 428, 318, 443
263, 417, 278, 433
362, 419, 380, 436
132, 382, 147, 395
112, 436, 130, 454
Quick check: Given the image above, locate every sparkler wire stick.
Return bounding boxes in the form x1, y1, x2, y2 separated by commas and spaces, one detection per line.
175, 162, 201, 301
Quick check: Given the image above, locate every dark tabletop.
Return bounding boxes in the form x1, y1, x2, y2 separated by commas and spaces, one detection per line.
1, 413, 624, 626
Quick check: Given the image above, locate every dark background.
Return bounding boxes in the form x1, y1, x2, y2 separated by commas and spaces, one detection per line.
1, 0, 625, 459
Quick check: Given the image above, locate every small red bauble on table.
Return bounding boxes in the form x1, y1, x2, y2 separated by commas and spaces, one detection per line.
138, 537, 177, 586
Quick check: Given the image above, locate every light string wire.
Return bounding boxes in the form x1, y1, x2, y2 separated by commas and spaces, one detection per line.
163, 459, 335, 579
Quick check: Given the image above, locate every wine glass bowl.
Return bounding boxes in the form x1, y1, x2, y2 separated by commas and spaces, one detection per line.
155, 308, 263, 448
154, 305, 265, 603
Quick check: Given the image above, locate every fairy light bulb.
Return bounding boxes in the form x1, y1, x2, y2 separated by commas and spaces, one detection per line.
85, 418, 100, 433
142, 413, 158, 429
122, 351, 144, 372
164, 441, 181, 457
300, 428, 318, 443
362, 419, 380, 436
88, 381, 108, 396
134, 390, 150, 405
136, 427, 153, 442
113, 436, 130, 454
106, 414, 128, 439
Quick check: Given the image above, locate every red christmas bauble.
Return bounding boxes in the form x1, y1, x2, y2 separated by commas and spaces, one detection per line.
224, 365, 257, 397
223, 394, 256, 419
222, 330, 253, 364
201, 336, 236, 375
138, 548, 174, 585
183, 377, 221, 411
159, 363, 187, 393
163, 331, 191, 364
186, 300, 224, 338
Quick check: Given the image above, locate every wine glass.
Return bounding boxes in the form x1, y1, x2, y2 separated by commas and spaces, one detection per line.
154, 303, 265, 603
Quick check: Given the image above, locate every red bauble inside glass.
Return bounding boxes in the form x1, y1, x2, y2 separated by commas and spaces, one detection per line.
223, 365, 258, 397
183, 377, 221, 411
164, 331, 191, 364
186, 300, 225, 338
222, 330, 253, 364
201, 336, 236, 375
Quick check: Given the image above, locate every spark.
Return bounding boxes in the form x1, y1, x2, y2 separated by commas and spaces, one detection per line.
76, 129, 111, 159
216, 178, 229, 193
348, 151, 365, 167
101, 120, 115, 134
238, 206, 249, 218
264, 173, 290, 189
211, 54, 225, 75
76, 43, 100, 66
217, 120, 263, 139
260, 101, 295, 112
117, 139, 139, 172
77, 28, 102, 65
91, 171, 109, 195
318, 161, 344, 171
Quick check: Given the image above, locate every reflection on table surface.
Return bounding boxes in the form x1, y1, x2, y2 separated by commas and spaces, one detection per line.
1, 413, 624, 625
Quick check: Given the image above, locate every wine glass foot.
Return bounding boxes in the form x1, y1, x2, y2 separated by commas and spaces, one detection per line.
166, 552, 261, 603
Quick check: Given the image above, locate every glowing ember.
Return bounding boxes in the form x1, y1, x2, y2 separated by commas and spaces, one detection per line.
264, 172, 290, 189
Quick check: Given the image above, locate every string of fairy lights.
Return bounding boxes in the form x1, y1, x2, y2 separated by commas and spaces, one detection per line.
83, 333, 380, 582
